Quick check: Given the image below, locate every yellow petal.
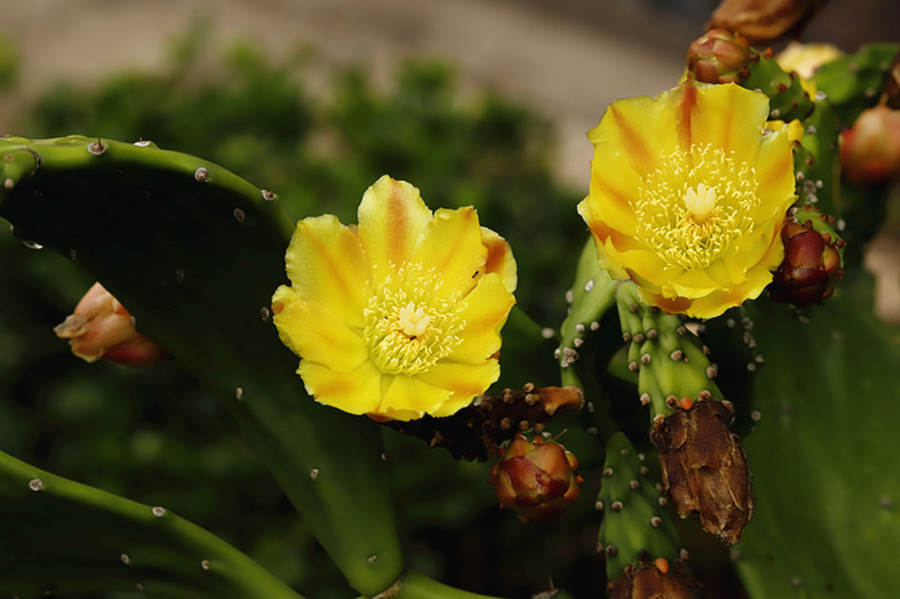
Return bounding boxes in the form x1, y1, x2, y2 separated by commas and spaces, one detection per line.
753, 131, 797, 221
417, 360, 500, 402
449, 273, 515, 365
272, 287, 369, 373
687, 83, 770, 164
412, 205, 486, 297
379, 374, 452, 420
358, 175, 432, 281
588, 93, 681, 177
480, 227, 517, 293
283, 214, 369, 329
582, 145, 642, 238
299, 358, 383, 415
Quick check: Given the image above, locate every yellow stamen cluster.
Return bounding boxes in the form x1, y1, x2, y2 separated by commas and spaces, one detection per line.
363, 263, 465, 375
633, 144, 759, 271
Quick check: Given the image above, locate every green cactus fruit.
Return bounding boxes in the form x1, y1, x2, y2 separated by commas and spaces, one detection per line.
614, 282, 725, 420
0, 135, 402, 596
736, 270, 900, 598
790, 98, 841, 216
0, 449, 303, 598
813, 43, 900, 127
742, 49, 815, 122
597, 433, 682, 582
556, 237, 620, 388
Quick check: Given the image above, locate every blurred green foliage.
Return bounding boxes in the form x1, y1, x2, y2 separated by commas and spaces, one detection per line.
0, 25, 586, 598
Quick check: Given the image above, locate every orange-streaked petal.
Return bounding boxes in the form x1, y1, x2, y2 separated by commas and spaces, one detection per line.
272, 287, 369, 373
687, 83, 769, 163
283, 214, 368, 329
358, 175, 432, 282
299, 359, 383, 415
480, 227, 517, 293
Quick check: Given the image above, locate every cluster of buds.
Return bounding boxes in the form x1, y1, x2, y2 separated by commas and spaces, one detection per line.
840, 104, 900, 185
608, 556, 701, 599
770, 208, 844, 308
54, 282, 168, 367
488, 433, 582, 523
649, 399, 753, 546
686, 28, 752, 84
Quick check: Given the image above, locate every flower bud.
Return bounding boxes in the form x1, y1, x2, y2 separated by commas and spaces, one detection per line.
54, 282, 168, 366
770, 214, 844, 307
686, 28, 752, 84
489, 433, 581, 523
608, 558, 701, 599
649, 400, 753, 546
840, 104, 900, 185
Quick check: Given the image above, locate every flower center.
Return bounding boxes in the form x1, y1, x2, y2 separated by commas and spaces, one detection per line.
633, 144, 760, 270
363, 263, 466, 375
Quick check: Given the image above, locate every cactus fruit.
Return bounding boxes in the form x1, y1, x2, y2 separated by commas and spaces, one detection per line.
840, 103, 900, 184
489, 432, 582, 523
0, 449, 303, 598
597, 433, 682, 583
686, 29, 752, 84
0, 135, 402, 596
770, 205, 844, 308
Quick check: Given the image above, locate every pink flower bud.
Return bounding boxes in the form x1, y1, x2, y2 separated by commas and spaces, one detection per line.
686, 29, 752, 84
489, 433, 581, 523
54, 282, 168, 367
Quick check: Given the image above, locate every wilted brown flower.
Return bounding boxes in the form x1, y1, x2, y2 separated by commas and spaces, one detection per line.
54, 282, 168, 367
706, 0, 822, 45
608, 558, 701, 599
649, 400, 753, 545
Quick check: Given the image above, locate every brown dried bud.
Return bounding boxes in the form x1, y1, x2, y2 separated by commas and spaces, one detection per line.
489, 433, 581, 523
840, 104, 900, 185
54, 282, 168, 367
706, 0, 820, 45
649, 401, 753, 545
686, 28, 752, 84
608, 558, 702, 599
771, 219, 843, 307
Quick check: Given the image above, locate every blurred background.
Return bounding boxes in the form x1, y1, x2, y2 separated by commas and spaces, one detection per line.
0, 1, 898, 597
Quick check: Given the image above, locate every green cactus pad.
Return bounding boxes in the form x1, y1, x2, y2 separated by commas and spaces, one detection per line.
792, 99, 841, 217
813, 43, 899, 127
0, 135, 403, 596
556, 238, 619, 387
742, 52, 814, 123
736, 272, 900, 598
0, 449, 303, 598
598, 432, 681, 581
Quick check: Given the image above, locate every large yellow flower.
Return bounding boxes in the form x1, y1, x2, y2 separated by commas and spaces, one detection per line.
272, 175, 517, 421
578, 82, 796, 319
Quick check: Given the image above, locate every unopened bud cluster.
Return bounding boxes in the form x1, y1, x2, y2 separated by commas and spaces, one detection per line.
770, 210, 844, 308
686, 28, 752, 84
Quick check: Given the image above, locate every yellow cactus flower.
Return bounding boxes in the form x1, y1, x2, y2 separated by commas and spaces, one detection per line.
578, 82, 796, 319
272, 175, 517, 421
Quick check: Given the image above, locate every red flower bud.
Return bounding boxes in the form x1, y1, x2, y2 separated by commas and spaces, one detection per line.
686, 29, 752, 84
840, 104, 900, 185
489, 433, 581, 523
770, 215, 844, 308
54, 282, 168, 367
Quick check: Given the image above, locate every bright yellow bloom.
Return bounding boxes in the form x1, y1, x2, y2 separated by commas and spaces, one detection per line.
272, 175, 517, 421
578, 82, 796, 319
